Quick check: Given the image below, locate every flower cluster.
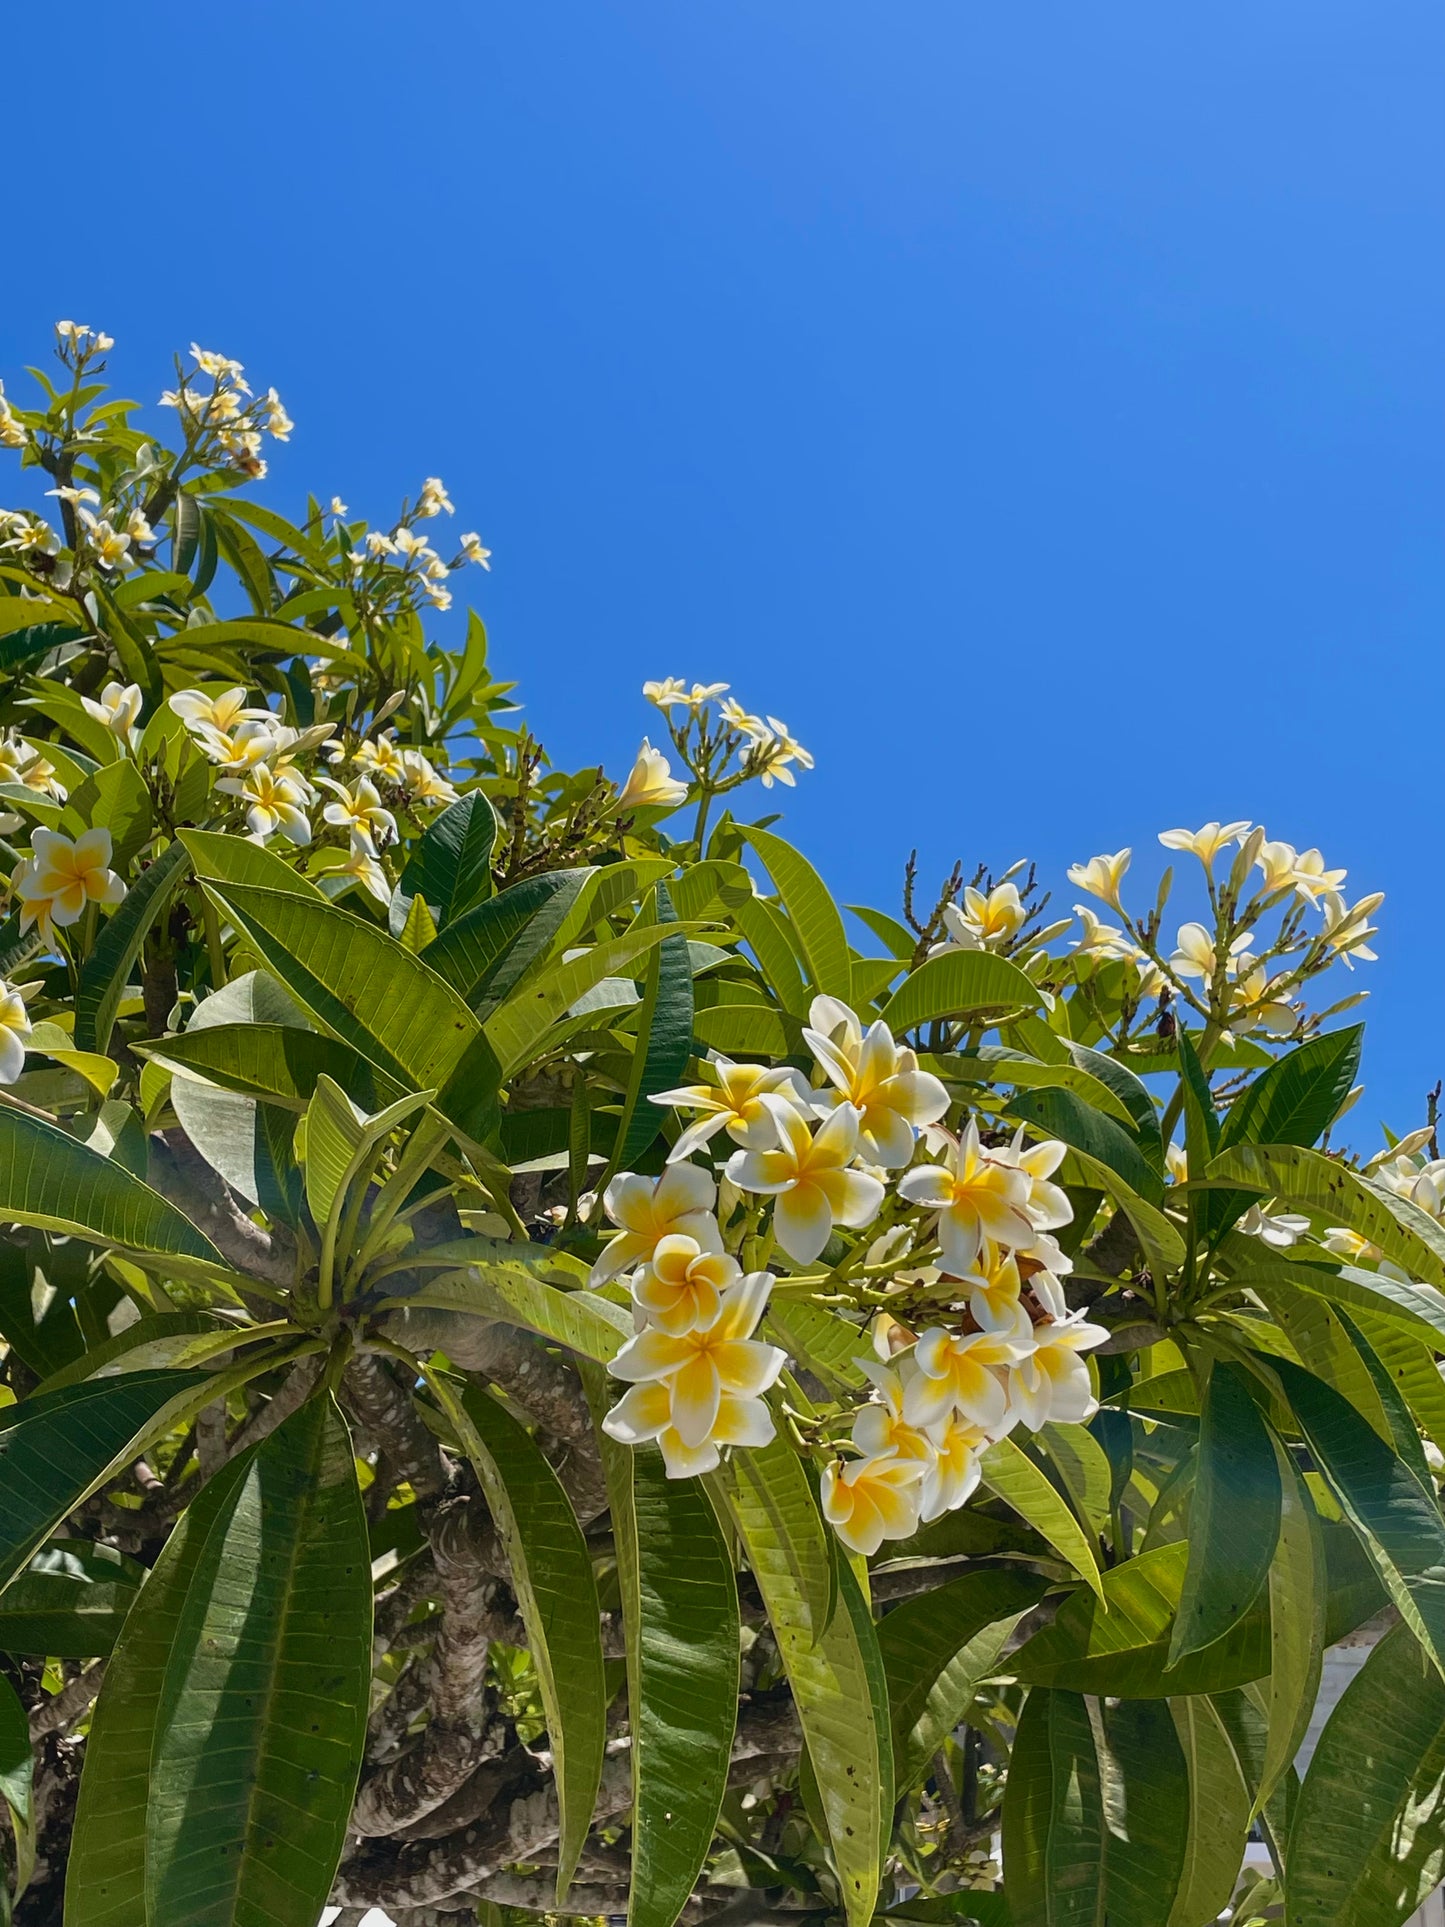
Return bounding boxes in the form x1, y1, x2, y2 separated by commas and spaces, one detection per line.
619, 679, 814, 831
597, 995, 1107, 1553
12, 827, 125, 945
1063, 822, 1382, 1043
341, 475, 489, 616
159, 342, 292, 480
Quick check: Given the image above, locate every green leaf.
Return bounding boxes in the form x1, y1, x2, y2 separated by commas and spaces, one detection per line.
456, 1383, 607, 1898
1275, 1356, 1445, 1679
180, 827, 324, 899
1220, 1025, 1363, 1152
1035, 1422, 1114, 1537
1209, 1142, 1445, 1287
395, 1255, 630, 1363
1065, 1043, 1163, 1171
0, 1538, 144, 1657
392, 790, 499, 934
1286, 1621, 1445, 1927
694, 1002, 797, 1056
1012, 1542, 1271, 1698
421, 868, 591, 1008
301, 1074, 429, 1229
0, 1104, 220, 1260
881, 948, 1043, 1035
764, 1300, 870, 1394
724, 1435, 891, 1927
150, 1023, 407, 1113
0, 1670, 33, 1904
483, 921, 702, 1078
0, 595, 75, 637
1255, 1430, 1325, 1813
980, 1437, 1105, 1600
1166, 1695, 1252, 1927
68, 1396, 371, 1927
615, 885, 694, 1170
878, 1567, 1049, 1795
62, 758, 153, 871
1169, 1363, 1281, 1664
75, 839, 191, 1053
595, 1418, 739, 1927
953, 1047, 1137, 1129
0, 1372, 210, 1594
731, 895, 809, 1015
1001, 1688, 1105, 1927
1098, 1700, 1189, 1927
1235, 1254, 1445, 1353
742, 827, 852, 1001
196, 877, 479, 1091
1011, 1087, 1162, 1204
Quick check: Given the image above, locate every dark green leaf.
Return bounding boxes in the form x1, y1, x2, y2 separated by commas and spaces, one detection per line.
1010, 1087, 1163, 1204
391, 790, 499, 935
742, 827, 852, 1001
457, 1383, 607, 1897
616, 884, 694, 1169
879, 1568, 1049, 1794
421, 869, 591, 1009
0, 1538, 145, 1657
1169, 1363, 1281, 1664
881, 948, 1043, 1035
1220, 1026, 1363, 1152
75, 839, 191, 1053
1002, 1689, 1104, 1927
1100, 1699, 1188, 1927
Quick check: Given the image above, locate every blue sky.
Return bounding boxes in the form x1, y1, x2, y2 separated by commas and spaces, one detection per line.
3, 2, 1441, 1137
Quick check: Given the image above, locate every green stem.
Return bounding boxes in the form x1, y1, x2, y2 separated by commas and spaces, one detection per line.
202, 894, 227, 988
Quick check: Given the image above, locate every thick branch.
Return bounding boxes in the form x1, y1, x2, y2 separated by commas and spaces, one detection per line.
149, 1128, 296, 1290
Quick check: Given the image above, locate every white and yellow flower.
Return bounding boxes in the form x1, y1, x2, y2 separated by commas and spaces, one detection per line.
1254, 838, 1299, 895
820, 1453, 926, 1555
651, 1056, 814, 1162
460, 532, 491, 568
192, 719, 280, 774
931, 883, 1026, 954
170, 687, 274, 737
1238, 1203, 1311, 1248
79, 680, 143, 743
896, 1121, 1035, 1276
803, 995, 949, 1168
902, 1318, 1032, 1432
1158, 821, 1252, 868
631, 1235, 741, 1335
851, 1360, 935, 1463
1168, 922, 1254, 983
919, 1412, 989, 1521
354, 731, 409, 782
990, 1129, 1073, 1245
1066, 849, 1131, 911
593, 1164, 723, 1285
329, 835, 391, 905
1006, 1310, 1107, 1430
417, 476, 454, 518
0, 978, 33, 1084
726, 1097, 885, 1265
753, 718, 813, 788
218, 762, 313, 846
614, 739, 689, 813
14, 827, 125, 938
1290, 848, 1347, 904
604, 1270, 786, 1476
400, 749, 459, 807
318, 775, 397, 856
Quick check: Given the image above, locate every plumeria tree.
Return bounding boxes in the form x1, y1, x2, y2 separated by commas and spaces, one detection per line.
0, 325, 1442, 1927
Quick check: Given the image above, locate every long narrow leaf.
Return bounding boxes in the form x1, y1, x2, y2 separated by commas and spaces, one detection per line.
75, 839, 191, 1053
0, 1106, 221, 1260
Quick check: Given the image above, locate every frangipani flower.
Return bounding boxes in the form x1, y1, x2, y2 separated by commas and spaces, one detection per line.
318, 775, 396, 855
87, 521, 132, 571
0, 978, 33, 1083
920, 1412, 989, 1521
1071, 906, 1135, 959
218, 762, 312, 845
1158, 821, 1251, 868
1006, 1311, 1107, 1430
330, 836, 391, 905
955, 1244, 1026, 1333
14, 827, 125, 938
80, 681, 143, 740
605, 1270, 786, 1459
804, 995, 949, 1168
643, 678, 729, 710
615, 740, 688, 813
726, 1098, 885, 1265
1290, 848, 1347, 904
460, 532, 491, 568
354, 732, 408, 782
1066, 849, 1131, 911
593, 1164, 723, 1285
753, 718, 813, 788
192, 720, 278, 773
632, 1235, 740, 1335
896, 1121, 1035, 1276
1238, 1204, 1311, 1248
400, 749, 459, 807
991, 1129, 1073, 1242
1169, 922, 1253, 982
852, 1361, 934, 1463
170, 687, 273, 736
820, 1453, 926, 1555
651, 1057, 814, 1162
1322, 891, 1382, 966
602, 1378, 776, 1478
1255, 839, 1298, 894
417, 475, 454, 517
902, 1319, 1033, 1432
0, 734, 64, 800
932, 883, 1026, 953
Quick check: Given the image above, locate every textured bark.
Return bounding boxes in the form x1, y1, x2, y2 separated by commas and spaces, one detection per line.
149, 1128, 296, 1290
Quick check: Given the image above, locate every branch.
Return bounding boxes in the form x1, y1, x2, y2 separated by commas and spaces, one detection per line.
149, 1128, 296, 1291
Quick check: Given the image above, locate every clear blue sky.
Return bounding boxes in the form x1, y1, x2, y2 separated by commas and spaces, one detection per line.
4, 2, 1441, 1139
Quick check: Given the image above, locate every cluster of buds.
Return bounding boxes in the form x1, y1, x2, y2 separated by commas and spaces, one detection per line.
594, 995, 1106, 1554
